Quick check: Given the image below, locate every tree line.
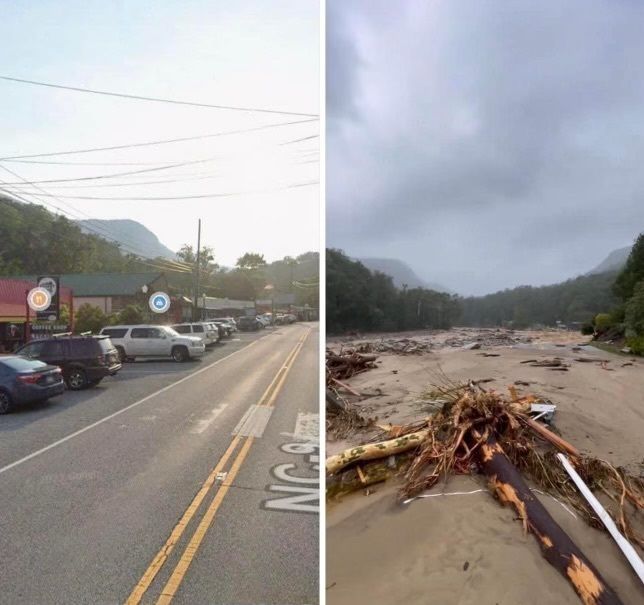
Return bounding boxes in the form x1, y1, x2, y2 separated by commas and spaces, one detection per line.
459, 271, 620, 328
593, 233, 644, 353
326, 249, 460, 333
0, 197, 318, 308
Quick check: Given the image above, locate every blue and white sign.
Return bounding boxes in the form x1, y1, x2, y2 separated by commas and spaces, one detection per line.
149, 291, 171, 313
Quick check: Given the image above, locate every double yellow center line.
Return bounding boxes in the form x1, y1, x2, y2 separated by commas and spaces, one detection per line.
125, 328, 310, 605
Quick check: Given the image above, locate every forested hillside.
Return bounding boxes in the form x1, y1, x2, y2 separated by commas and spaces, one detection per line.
460, 271, 620, 327
1, 197, 319, 306
327, 248, 459, 333
0, 196, 134, 275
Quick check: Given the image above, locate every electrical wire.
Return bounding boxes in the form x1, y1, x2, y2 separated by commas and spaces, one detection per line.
7, 173, 221, 190
0, 156, 223, 185
1, 180, 320, 201
281, 134, 320, 145
0, 165, 193, 269
0, 75, 319, 117
0, 118, 317, 161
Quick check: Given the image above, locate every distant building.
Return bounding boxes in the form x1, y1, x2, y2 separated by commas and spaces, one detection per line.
15, 272, 168, 315
198, 296, 256, 318
0, 278, 73, 351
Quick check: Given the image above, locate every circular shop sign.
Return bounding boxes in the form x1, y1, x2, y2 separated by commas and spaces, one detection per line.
149, 291, 171, 313
38, 277, 57, 297
27, 287, 52, 312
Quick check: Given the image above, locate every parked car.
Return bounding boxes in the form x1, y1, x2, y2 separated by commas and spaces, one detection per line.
255, 315, 270, 328
0, 356, 64, 414
99, 325, 205, 362
219, 317, 238, 332
207, 322, 227, 339
16, 335, 121, 390
283, 314, 297, 324
171, 322, 219, 346
211, 319, 234, 337
237, 316, 263, 331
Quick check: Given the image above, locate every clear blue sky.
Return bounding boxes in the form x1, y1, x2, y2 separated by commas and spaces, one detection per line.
0, 0, 320, 265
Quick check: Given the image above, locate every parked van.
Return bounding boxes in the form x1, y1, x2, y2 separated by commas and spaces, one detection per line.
99, 325, 205, 362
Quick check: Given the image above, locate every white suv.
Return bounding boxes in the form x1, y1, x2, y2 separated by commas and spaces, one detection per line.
99, 325, 205, 362
171, 322, 219, 346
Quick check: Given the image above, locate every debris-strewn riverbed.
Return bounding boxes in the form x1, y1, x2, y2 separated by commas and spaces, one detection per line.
326, 328, 644, 605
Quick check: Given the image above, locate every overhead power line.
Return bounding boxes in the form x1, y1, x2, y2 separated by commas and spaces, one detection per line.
4, 159, 170, 166
7, 173, 221, 190
0, 75, 318, 117
0, 164, 192, 269
0, 118, 317, 161
0, 184, 193, 275
0, 156, 223, 185
1, 181, 320, 201
281, 134, 319, 145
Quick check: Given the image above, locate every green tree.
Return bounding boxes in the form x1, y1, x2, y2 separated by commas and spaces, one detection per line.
236, 252, 267, 270
614, 233, 644, 301
176, 244, 217, 275
326, 249, 459, 334
74, 304, 108, 334
118, 305, 144, 325
624, 281, 644, 336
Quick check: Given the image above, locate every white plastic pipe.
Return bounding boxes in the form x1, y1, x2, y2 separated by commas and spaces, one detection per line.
556, 453, 644, 586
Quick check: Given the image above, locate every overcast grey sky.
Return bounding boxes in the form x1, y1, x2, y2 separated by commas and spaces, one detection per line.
327, 0, 644, 295
0, 1, 319, 267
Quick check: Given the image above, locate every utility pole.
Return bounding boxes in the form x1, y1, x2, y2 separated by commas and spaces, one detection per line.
193, 219, 201, 321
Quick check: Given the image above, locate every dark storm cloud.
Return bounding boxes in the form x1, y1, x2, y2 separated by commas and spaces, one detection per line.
327, 0, 644, 295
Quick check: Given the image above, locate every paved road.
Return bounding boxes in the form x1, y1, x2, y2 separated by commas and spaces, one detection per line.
0, 323, 319, 605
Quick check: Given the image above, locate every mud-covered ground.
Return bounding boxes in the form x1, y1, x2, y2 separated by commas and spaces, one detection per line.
326, 327, 644, 605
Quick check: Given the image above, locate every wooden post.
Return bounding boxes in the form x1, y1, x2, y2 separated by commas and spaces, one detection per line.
24, 289, 31, 343
69, 289, 75, 333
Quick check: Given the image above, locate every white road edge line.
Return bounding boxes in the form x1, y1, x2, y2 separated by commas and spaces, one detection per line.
0, 333, 275, 477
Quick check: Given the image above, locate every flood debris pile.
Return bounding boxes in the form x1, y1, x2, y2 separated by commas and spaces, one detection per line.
326, 348, 378, 383
443, 328, 534, 348
351, 338, 433, 354
326, 348, 380, 439
326, 383, 643, 605
520, 357, 571, 371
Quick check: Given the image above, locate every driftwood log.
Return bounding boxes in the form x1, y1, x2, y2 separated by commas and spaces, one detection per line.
327, 455, 413, 498
326, 429, 429, 475
475, 431, 623, 605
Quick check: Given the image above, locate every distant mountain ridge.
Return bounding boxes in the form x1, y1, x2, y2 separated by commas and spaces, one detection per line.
588, 246, 632, 275
357, 257, 450, 293
77, 219, 176, 260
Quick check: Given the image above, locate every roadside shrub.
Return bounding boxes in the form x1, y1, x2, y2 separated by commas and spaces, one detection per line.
580, 323, 594, 336
74, 303, 107, 334
626, 335, 644, 356
593, 313, 613, 333
118, 304, 144, 325
609, 304, 626, 324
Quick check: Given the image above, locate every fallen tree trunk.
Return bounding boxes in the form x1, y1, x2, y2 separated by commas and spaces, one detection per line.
475, 431, 623, 605
326, 429, 429, 475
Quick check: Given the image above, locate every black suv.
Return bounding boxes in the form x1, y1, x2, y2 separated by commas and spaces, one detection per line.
237, 316, 262, 331
16, 335, 122, 390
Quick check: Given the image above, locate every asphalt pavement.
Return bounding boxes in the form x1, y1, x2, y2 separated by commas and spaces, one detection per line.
0, 323, 319, 605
